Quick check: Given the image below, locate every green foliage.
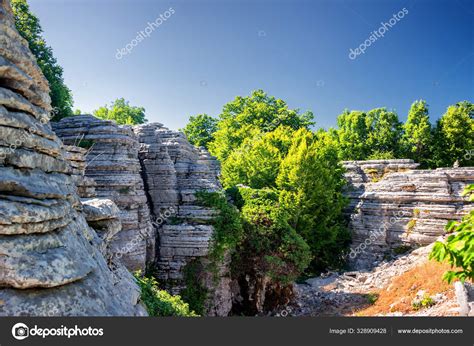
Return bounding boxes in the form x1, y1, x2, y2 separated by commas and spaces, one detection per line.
180, 114, 218, 149
366, 293, 379, 305
365, 108, 402, 157
401, 100, 433, 168
234, 187, 312, 284
12, 0, 74, 120
432, 101, 474, 167
179, 191, 242, 313
277, 129, 350, 272
209, 90, 314, 162
180, 260, 208, 316
412, 295, 435, 310
334, 108, 402, 160
133, 271, 198, 316
93, 98, 147, 125
220, 126, 294, 189
429, 185, 474, 283
195, 191, 243, 263
334, 110, 369, 160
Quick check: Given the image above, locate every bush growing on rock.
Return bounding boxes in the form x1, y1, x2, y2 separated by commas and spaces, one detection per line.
134, 271, 198, 317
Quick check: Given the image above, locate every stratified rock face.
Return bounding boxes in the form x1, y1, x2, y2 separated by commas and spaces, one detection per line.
133, 123, 232, 316
343, 159, 474, 269
0, 0, 144, 316
52, 115, 155, 271
62, 145, 97, 198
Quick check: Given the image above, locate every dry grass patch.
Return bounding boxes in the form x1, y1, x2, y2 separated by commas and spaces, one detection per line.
356, 261, 455, 316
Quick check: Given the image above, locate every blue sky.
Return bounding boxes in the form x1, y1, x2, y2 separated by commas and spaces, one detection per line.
28, 0, 473, 130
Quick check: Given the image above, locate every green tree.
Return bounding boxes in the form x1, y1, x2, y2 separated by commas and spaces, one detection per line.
180, 114, 218, 149
401, 100, 433, 167
365, 108, 403, 159
277, 129, 350, 272
11, 0, 74, 120
93, 98, 147, 125
220, 126, 295, 189
433, 101, 474, 167
209, 90, 314, 161
234, 187, 312, 285
334, 110, 369, 160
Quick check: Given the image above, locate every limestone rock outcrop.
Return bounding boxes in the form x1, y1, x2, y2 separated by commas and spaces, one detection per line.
343, 159, 474, 269
133, 123, 232, 316
52, 115, 155, 271
0, 0, 145, 316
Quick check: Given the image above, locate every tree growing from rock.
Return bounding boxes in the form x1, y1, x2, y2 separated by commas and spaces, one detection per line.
93, 98, 147, 125
11, 0, 74, 120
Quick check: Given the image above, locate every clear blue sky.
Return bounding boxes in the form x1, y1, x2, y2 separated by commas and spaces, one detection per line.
28, 0, 473, 130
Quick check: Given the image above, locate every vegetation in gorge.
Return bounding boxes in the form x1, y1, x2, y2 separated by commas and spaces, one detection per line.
429, 184, 474, 283
179, 191, 243, 314
232, 187, 311, 284
182, 90, 473, 294
134, 271, 198, 316
180, 260, 208, 316
93, 98, 147, 125
198, 91, 350, 290
11, 0, 74, 120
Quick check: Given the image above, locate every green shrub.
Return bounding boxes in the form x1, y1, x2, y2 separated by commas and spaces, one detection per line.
233, 187, 312, 284
180, 260, 208, 316
195, 190, 243, 263
366, 293, 378, 305
429, 185, 474, 283
412, 295, 435, 310
133, 271, 198, 317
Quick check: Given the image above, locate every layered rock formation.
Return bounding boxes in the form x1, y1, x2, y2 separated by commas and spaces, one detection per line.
133, 123, 232, 316
52, 115, 155, 271
0, 0, 144, 316
343, 159, 474, 269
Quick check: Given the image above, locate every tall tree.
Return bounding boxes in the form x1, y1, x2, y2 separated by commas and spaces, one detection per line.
11, 0, 73, 120
365, 108, 403, 159
277, 129, 349, 272
180, 114, 217, 149
93, 98, 147, 125
334, 110, 369, 160
433, 101, 474, 167
220, 125, 295, 189
208, 90, 314, 161
401, 100, 433, 167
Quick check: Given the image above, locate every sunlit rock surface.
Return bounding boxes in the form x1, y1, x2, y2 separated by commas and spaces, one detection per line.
0, 0, 145, 316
